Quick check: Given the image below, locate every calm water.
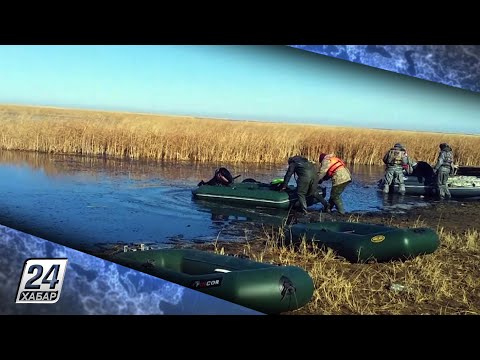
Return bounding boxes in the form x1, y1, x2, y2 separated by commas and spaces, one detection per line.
0, 151, 426, 253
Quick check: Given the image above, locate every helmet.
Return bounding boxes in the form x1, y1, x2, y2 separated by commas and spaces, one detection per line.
440, 143, 450, 150
394, 143, 406, 150
319, 153, 327, 163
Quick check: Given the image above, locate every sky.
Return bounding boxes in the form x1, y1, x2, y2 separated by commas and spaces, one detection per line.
0, 45, 479, 134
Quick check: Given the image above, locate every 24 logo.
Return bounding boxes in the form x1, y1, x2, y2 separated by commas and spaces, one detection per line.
16, 259, 68, 304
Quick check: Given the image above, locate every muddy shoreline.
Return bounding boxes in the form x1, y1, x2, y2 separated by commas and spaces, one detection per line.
349, 199, 479, 234
196, 199, 479, 254
191, 200, 480, 315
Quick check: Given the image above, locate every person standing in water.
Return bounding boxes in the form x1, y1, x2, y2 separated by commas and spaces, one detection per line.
280, 155, 330, 214
433, 143, 455, 199
317, 153, 352, 214
382, 143, 409, 195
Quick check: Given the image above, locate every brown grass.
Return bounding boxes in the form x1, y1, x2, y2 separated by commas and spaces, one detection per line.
206, 223, 480, 315
2, 104, 480, 166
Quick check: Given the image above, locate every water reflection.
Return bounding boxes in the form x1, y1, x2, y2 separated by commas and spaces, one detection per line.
195, 200, 290, 227
0, 150, 406, 252
378, 191, 433, 213
0, 150, 288, 184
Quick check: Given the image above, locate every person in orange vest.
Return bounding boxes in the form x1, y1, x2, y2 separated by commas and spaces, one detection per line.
317, 153, 352, 214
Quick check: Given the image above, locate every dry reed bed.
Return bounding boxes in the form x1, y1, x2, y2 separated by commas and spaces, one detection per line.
2, 105, 480, 166
210, 222, 480, 315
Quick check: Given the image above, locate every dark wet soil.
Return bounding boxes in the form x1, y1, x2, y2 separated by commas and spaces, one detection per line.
261, 199, 479, 235
350, 200, 479, 234
190, 200, 480, 315
193, 199, 479, 259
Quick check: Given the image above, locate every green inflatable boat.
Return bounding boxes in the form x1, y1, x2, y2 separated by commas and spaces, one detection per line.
289, 222, 440, 263
192, 181, 298, 209
192, 178, 326, 210
113, 248, 314, 314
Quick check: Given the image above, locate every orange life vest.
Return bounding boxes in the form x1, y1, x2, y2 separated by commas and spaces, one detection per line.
327, 157, 345, 177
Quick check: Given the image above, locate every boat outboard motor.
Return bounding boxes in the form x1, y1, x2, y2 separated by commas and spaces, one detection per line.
198, 167, 234, 187
411, 161, 435, 184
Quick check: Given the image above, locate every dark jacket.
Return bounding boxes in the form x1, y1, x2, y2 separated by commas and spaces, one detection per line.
283, 156, 315, 185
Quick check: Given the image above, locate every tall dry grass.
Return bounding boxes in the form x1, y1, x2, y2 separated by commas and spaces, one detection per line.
210, 224, 480, 315
2, 104, 480, 166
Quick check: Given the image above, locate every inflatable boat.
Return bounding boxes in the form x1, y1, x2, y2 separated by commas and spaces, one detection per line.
193, 177, 326, 210
456, 166, 480, 177
113, 248, 314, 314
378, 161, 480, 198
289, 221, 440, 263
378, 175, 480, 198
192, 180, 298, 209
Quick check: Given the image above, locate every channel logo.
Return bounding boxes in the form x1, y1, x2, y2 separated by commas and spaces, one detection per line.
15, 259, 68, 304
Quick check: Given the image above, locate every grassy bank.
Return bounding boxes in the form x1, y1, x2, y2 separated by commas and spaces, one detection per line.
202, 218, 480, 315
2, 104, 480, 166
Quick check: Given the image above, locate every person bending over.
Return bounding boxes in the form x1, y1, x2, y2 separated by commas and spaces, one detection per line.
318, 153, 352, 215
281, 156, 329, 214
